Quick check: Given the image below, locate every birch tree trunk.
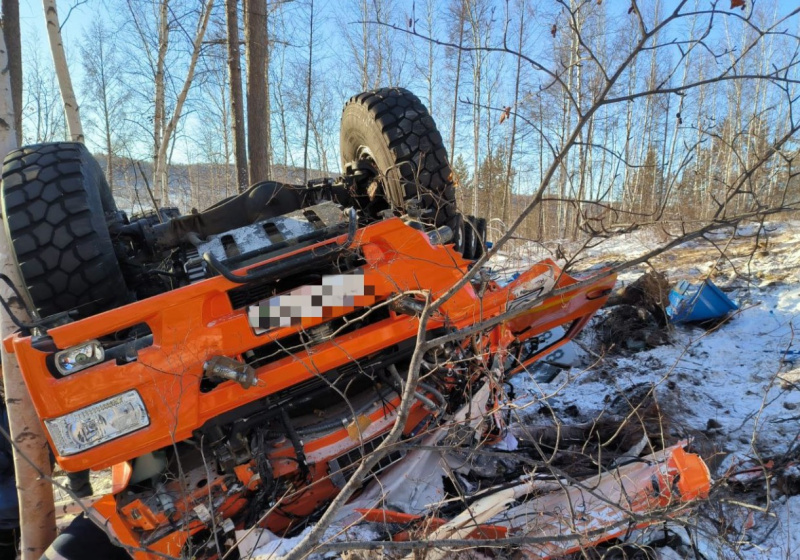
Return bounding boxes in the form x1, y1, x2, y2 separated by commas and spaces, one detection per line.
425, 0, 435, 114
219, 73, 232, 198
484, 56, 499, 220
0, 24, 57, 560
468, 2, 483, 217
272, 35, 292, 167
620, 39, 637, 212
502, 1, 524, 226
153, 0, 169, 205
85, 26, 116, 192
43, 0, 83, 143
449, 4, 465, 172
361, 0, 368, 89
373, 0, 383, 87
153, 0, 214, 209
302, 0, 314, 184
557, 6, 577, 235
226, 0, 249, 191
264, 9, 272, 179
571, 2, 587, 237
101, 81, 114, 191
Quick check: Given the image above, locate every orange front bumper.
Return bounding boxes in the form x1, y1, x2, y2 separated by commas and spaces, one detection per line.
5, 217, 616, 472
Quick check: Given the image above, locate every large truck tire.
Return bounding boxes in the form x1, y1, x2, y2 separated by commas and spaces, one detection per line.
340, 87, 460, 233
1, 142, 129, 319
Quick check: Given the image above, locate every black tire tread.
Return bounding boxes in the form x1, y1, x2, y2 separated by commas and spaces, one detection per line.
1, 142, 128, 318
341, 87, 459, 229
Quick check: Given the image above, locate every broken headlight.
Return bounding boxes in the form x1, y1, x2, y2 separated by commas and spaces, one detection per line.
45, 390, 150, 456
54, 340, 105, 375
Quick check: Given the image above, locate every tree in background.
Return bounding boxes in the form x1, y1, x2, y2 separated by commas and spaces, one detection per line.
12, 0, 800, 237
43, 0, 82, 142
20, 40, 65, 144
226, 0, 248, 190
80, 20, 131, 192
2, 0, 22, 145
244, 0, 269, 183
302, 0, 313, 183
192, 36, 236, 207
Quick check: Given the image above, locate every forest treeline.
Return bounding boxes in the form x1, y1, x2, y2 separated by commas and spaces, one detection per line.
19, 0, 800, 241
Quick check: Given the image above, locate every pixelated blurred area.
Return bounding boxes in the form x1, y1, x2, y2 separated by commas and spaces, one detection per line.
248, 272, 376, 330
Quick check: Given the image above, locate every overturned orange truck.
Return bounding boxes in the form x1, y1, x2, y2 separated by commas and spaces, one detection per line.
2, 88, 617, 558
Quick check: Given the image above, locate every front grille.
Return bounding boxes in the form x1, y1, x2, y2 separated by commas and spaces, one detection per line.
227, 254, 366, 310
328, 432, 406, 488
196, 336, 418, 439
243, 306, 391, 369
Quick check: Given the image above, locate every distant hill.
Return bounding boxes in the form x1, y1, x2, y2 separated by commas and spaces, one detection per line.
93, 154, 333, 215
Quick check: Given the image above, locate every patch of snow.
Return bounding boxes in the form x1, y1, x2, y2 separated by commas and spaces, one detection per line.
243, 524, 382, 560
237, 527, 313, 559
502, 222, 800, 559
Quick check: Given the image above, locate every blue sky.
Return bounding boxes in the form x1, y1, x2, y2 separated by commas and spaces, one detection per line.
20, 0, 90, 49
13, 0, 800, 200
16, 0, 348, 165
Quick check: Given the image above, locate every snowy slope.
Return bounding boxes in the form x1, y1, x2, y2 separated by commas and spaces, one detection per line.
503, 221, 800, 559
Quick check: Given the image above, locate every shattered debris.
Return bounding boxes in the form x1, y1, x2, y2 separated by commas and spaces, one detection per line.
242, 442, 710, 560
778, 366, 800, 389
511, 444, 710, 559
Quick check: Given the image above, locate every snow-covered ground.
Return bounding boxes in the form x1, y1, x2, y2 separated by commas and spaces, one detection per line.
502, 220, 800, 559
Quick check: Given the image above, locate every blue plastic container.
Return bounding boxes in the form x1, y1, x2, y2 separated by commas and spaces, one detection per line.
667, 279, 738, 323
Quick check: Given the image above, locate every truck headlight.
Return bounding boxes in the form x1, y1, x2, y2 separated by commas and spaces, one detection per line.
54, 340, 105, 375
45, 391, 150, 456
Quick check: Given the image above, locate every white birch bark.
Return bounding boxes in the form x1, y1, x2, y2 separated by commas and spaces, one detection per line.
154, 0, 215, 208
0, 25, 58, 559
153, 0, 169, 205
449, 4, 465, 169
468, 1, 483, 217
302, 0, 314, 184
502, 1, 524, 226
43, 0, 83, 143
